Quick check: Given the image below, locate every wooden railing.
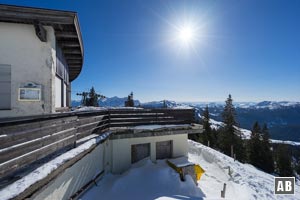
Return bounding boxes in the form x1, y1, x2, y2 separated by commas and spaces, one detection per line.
0, 108, 195, 181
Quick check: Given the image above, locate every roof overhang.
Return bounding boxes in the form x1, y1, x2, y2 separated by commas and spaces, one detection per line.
0, 4, 84, 81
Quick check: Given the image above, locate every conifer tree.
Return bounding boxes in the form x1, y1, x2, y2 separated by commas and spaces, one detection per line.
248, 122, 263, 168
87, 87, 99, 106
77, 87, 105, 107
276, 144, 293, 176
218, 94, 246, 161
261, 124, 274, 173
200, 106, 217, 147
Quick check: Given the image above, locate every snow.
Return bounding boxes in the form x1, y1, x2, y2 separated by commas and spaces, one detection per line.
168, 157, 194, 168
270, 139, 300, 146
209, 118, 224, 130
75, 106, 108, 111
74, 106, 144, 112
81, 159, 204, 200
188, 140, 300, 200
0, 131, 112, 200
82, 140, 300, 200
238, 127, 252, 139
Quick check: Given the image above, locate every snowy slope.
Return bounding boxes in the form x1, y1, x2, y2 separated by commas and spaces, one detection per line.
188, 140, 300, 200
82, 140, 300, 200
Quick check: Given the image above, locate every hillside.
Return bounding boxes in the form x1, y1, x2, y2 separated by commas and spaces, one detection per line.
193, 102, 300, 141
82, 140, 300, 199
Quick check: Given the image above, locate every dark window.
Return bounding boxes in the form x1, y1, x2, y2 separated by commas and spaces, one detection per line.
56, 45, 69, 84
0, 65, 11, 110
56, 45, 69, 107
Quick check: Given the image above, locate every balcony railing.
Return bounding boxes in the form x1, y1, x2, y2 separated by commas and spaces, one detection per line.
0, 108, 195, 181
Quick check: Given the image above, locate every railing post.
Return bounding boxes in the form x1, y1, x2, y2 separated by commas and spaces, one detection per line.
108, 110, 111, 129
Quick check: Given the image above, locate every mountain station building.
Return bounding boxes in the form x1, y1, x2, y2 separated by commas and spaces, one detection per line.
0, 4, 84, 118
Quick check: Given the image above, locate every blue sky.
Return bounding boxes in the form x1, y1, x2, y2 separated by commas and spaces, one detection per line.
2, 0, 300, 102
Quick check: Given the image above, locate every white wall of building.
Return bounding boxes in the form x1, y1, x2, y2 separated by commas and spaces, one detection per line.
28, 134, 187, 199
111, 134, 188, 174
0, 22, 56, 117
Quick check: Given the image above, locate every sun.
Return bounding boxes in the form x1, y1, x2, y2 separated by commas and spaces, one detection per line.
178, 24, 195, 45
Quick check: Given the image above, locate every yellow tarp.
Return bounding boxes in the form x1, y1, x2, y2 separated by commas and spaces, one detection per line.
167, 160, 205, 181
194, 164, 205, 181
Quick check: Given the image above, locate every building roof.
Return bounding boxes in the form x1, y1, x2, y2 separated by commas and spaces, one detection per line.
0, 4, 84, 81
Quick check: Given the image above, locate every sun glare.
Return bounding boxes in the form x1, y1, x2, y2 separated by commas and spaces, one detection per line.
178, 24, 195, 45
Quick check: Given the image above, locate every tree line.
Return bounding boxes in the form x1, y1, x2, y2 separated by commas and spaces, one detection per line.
191, 94, 299, 177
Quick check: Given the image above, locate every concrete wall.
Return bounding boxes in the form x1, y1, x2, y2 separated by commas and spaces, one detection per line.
111, 134, 188, 174
0, 22, 56, 117
33, 140, 111, 200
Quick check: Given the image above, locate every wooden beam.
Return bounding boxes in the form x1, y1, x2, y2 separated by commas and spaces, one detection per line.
60, 42, 80, 47
68, 64, 82, 68
63, 49, 81, 54
65, 56, 82, 60
67, 60, 82, 64
56, 31, 78, 38
34, 22, 47, 42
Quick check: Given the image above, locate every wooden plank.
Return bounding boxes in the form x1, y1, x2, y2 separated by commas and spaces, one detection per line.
109, 113, 165, 118
0, 120, 77, 149
0, 128, 76, 163
108, 109, 160, 114
76, 115, 107, 126
12, 138, 99, 200
77, 120, 106, 133
76, 126, 109, 140
0, 135, 76, 179
61, 42, 80, 47
110, 117, 174, 123
0, 116, 77, 135
110, 120, 192, 127
55, 31, 78, 39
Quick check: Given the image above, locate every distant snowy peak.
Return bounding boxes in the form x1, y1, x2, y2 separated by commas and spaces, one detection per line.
99, 96, 140, 107
192, 101, 300, 110
253, 101, 300, 109
141, 100, 177, 108
140, 100, 193, 109
71, 96, 140, 108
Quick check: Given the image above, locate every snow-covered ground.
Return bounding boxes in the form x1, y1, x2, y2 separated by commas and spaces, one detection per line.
81, 140, 300, 200
188, 140, 300, 200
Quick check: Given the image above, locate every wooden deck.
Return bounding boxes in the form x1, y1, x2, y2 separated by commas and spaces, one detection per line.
0, 108, 196, 181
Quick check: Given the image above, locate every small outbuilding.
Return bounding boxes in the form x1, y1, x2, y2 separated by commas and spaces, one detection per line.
0, 4, 84, 117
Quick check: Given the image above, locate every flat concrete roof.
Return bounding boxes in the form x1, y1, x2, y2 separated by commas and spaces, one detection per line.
109, 124, 204, 140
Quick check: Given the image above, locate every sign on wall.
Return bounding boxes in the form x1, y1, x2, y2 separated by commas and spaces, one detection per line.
19, 88, 41, 101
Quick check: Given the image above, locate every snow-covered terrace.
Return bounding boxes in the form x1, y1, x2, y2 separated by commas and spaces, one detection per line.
81, 140, 300, 200
0, 108, 202, 199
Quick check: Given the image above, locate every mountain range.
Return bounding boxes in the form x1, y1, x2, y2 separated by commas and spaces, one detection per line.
72, 98, 300, 141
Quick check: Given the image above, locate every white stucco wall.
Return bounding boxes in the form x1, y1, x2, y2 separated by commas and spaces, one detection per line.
111, 134, 188, 174
0, 22, 56, 117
